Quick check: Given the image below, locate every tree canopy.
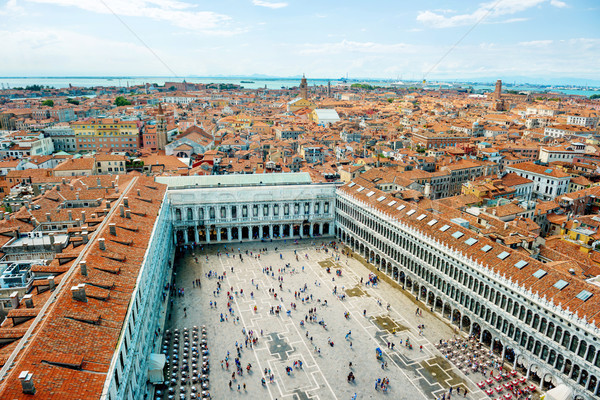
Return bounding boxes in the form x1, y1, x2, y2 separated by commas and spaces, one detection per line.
42, 99, 54, 107
114, 96, 132, 107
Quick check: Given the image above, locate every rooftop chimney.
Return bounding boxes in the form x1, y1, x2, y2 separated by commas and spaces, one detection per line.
46, 213, 51, 222
4, 212, 9, 221
99, 238, 105, 250
10, 291, 19, 310
82, 231, 88, 244
71, 284, 87, 302
68, 210, 73, 221
96, 177, 101, 187
80, 261, 87, 277
137, 189, 141, 197
49, 232, 55, 245
106, 200, 111, 209
119, 204, 125, 218
109, 223, 116, 236
123, 197, 129, 208
62, 178, 66, 185
19, 371, 35, 395
76, 192, 79, 200
48, 276, 55, 290
81, 210, 86, 222
23, 294, 33, 309
125, 209, 131, 219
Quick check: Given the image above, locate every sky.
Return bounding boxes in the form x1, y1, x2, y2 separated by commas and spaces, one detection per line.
0, 0, 599, 83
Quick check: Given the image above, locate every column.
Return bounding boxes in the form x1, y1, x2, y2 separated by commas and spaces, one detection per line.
183, 229, 189, 244
259, 225, 263, 238
206, 229, 211, 243
501, 345, 506, 361
194, 227, 199, 243
526, 364, 531, 380
289, 224, 293, 237
309, 223, 314, 237
269, 225, 273, 238
227, 228, 232, 241
217, 229, 221, 242
173, 231, 178, 245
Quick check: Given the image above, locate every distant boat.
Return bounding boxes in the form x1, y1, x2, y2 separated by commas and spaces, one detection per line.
240, 80, 254, 83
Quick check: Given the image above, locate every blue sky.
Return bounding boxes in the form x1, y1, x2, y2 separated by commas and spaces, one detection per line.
0, 0, 598, 82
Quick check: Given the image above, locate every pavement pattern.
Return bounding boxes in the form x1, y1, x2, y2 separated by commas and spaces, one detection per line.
164, 240, 489, 400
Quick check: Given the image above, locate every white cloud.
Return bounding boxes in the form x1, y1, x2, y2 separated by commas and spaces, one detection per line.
299, 40, 417, 55
550, 0, 568, 8
518, 39, 553, 46
417, 0, 565, 28
252, 0, 288, 9
25, 0, 232, 33
0, 0, 25, 15
0, 28, 173, 75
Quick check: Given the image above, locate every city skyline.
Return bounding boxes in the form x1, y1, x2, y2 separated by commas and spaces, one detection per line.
0, 0, 598, 83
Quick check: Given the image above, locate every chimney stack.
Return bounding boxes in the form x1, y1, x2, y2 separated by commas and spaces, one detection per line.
106, 200, 111, 209
71, 284, 87, 302
62, 178, 66, 185
4, 212, 9, 220
82, 231, 88, 244
119, 204, 125, 218
125, 210, 131, 219
96, 177, 101, 187
10, 291, 19, 309
48, 276, 56, 290
23, 294, 33, 308
80, 261, 87, 276
99, 238, 106, 250
137, 189, 141, 197
19, 371, 36, 395
68, 210, 73, 221
81, 210, 86, 222
109, 223, 116, 236
49, 232, 55, 245
124, 197, 129, 208
46, 212, 51, 222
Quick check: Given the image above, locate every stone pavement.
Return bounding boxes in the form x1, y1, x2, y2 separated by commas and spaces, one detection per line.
164, 239, 488, 400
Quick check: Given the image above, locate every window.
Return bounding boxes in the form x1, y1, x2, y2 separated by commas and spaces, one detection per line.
387, 200, 397, 207
532, 269, 547, 278
514, 260, 529, 269
452, 231, 464, 239
439, 225, 450, 232
366, 191, 375, 197
273, 204, 279, 215
253, 205, 258, 217
324, 202, 329, 213
397, 205, 406, 211
481, 245, 492, 252
407, 209, 416, 216
242, 205, 248, 217
416, 214, 427, 221
264, 205, 269, 216
465, 238, 478, 246
497, 251, 510, 260
576, 290, 593, 301
377, 196, 386, 202
427, 219, 438, 226
284, 204, 289, 215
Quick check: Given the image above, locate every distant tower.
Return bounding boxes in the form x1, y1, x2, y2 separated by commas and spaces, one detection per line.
156, 103, 167, 151
327, 80, 331, 97
494, 79, 502, 99
300, 74, 308, 99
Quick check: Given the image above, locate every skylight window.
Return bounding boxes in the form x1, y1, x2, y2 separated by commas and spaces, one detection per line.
388, 200, 397, 207
465, 238, 478, 246
553, 280, 569, 290
576, 290, 593, 301
427, 219, 438, 226
407, 209, 416, 216
397, 205, 406, 211
452, 231, 464, 239
533, 269, 547, 279
357, 187, 365, 192
348, 182, 356, 187
366, 191, 375, 197
514, 260, 529, 269
545, 168, 553, 174
417, 214, 427, 221
497, 251, 510, 260
377, 196, 386, 202
481, 245, 492, 252
440, 225, 450, 232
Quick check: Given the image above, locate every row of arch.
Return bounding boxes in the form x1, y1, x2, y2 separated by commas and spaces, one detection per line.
334, 196, 600, 399
175, 222, 331, 244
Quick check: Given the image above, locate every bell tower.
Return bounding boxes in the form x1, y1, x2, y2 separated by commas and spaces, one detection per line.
300, 74, 308, 99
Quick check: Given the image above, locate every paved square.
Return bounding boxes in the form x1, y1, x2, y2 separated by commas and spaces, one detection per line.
164, 240, 489, 400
